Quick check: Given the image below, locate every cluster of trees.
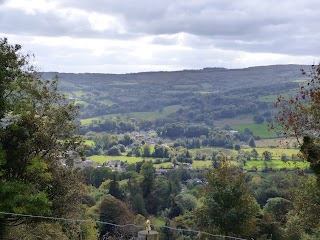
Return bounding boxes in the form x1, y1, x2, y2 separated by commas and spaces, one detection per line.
79, 118, 136, 134
78, 158, 320, 239
0, 38, 97, 239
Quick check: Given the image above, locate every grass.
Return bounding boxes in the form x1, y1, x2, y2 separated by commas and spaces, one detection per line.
255, 137, 299, 148
74, 100, 89, 107
246, 159, 308, 170
258, 89, 299, 103
98, 100, 114, 106
244, 148, 299, 158
232, 122, 276, 138
80, 105, 185, 124
89, 155, 144, 164
292, 79, 307, 83
173, 84, 199, 90
153, 218, 165, 226
74, 91, 85, 97
81, 117, 104, 125
192, 160, 212, 169
109, 82, 138, 86
83, 140, 95, 146
214, 115, 253, 127
155, 162, 173, 169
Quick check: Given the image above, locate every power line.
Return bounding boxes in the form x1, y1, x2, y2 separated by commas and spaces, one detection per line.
0, 211, 247, 240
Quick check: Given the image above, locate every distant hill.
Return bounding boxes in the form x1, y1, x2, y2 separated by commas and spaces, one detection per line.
40, 64, 308, 126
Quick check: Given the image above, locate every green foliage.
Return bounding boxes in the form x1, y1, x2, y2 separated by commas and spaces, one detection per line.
174, 193, 198, 213
99, 195, 135, 238
0, 38, 91, 238
286, 176, 320, 237
0, 181, 51, 215
195, 162, 260, 238
262, 151, 273, 161
132, 193, 147, 216
248, 137, 256, 148
263, 197, 292, 223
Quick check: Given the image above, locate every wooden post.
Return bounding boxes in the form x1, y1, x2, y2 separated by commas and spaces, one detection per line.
137, 230, 159, 240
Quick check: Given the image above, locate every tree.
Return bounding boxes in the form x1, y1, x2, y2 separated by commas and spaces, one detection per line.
285, 176, 320, 239
140, 162, 155, 213
142, 144, 152, 157
109, 173, 122, 200
0, 38, 90, 238
253, 115, 264, 124
263, 197, 292, 224
251, 148, 259, 160
262, 151, 272, 161
275, 64, 320, 179
195, 162, 259, 238
132, 193, 147, 216
99, 195, 135, 238
107, 145, 121, 156
0, 38, 34, 118
248, 137, 256, 147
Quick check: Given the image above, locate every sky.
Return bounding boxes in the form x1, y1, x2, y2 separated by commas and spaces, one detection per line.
0, 0, 319, 73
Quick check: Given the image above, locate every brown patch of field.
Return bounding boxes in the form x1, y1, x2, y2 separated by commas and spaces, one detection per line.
214, 117, 253, 127
255, 137, 300, 148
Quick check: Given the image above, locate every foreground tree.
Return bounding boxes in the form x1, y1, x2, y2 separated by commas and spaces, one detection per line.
0, 38, 93, 238
275, 64, 320, 179
99, 195, 135, 239
194, 162, 260, 238
275, 64, 320, 239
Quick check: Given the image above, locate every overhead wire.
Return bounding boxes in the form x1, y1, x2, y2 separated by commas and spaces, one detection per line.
0, 211, 247, 240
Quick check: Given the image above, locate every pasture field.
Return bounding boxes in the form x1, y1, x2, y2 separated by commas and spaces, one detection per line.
258, 89, 299, 103
155, 162, 173, 169
173, 84, 200, 90
89, 155, 144, 164
81, 116, 104, 125
246, 159, 308, 170
192, 160, 212, 169
109, 82, 138, 86
80, 104, 184, 125
244, 147, 299, 158
232, 122, 276, 138
83, 140, 95, 146
214, 116, 253, 127
74, 100, 89, 107
74, 91, 85, 97
189, 148, 237, 156
98, 99, 114, 106
89, 154, 171, 168
255, 137, 299, 148
292, 79, 307, 83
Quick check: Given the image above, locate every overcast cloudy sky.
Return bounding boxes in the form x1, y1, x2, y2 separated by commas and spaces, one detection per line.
0, 0, 319, 73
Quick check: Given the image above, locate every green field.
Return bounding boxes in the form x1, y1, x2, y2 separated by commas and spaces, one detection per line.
75, 100, 89, 107
74, 91, 85, 97
245, 147, 299, 158
258, 89, 299, 103
232, 122, 276, 138
80, 105, 185, 125
89, 155, 144, 164
83, 140, 95, 146
192, 160, 212, 169
246, 159, 308, 170
214, 115, 253, 127
98, 99, 114, 106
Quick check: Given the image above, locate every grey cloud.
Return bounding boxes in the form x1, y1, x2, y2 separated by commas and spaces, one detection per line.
54, 0, 320, 56
2, 0, 320, 60
0, 6, 136, 39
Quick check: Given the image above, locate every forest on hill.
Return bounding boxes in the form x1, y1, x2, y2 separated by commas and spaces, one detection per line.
2, 38, 320, 240
42, 65, 305, 125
